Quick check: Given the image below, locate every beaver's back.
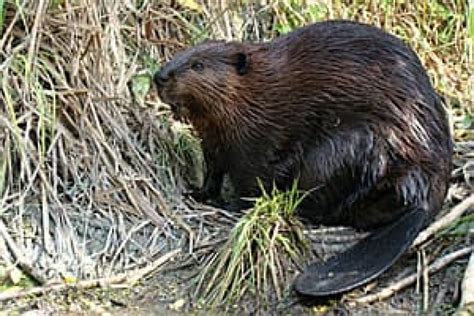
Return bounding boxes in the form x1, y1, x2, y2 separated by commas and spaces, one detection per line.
227, 21, 453, 224
243, 20, 451, 171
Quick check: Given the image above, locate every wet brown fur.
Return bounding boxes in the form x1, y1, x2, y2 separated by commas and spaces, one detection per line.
155, 20, 452, 231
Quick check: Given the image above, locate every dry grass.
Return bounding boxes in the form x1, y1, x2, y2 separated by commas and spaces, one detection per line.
0, 0, 472, 314
0, 0, 206, 291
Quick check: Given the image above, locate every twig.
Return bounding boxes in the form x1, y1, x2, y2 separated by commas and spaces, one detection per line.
413, 194, 474, 248
0, 248, 180, 302
26, 0, 47, 75
351, 246, 473, 305
147, 38, 186, 48
456, 251, 474, 315
116, 177, 165, 227
41, 183, 52, 253
421, 249, 429, 313
0, 219, 47, 284
127, 248, 181, 284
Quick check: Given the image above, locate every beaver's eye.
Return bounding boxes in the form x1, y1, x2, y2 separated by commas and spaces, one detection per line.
191, 62, 204, 72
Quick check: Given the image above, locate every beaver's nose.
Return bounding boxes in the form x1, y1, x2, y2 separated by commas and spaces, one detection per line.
154, 70, 171, 87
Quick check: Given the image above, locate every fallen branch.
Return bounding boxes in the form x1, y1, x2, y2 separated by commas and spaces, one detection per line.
0, 248, 181, 302
352, 246, 473, 305
457, 250, 474, 316
413, 194, 474, 248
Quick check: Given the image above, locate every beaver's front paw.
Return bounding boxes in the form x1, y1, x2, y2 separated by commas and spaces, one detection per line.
184, 187, 232, 210
185, 188, 211, 203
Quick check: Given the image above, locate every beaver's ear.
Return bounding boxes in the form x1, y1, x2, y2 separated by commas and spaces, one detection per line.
233, 52, 250, 75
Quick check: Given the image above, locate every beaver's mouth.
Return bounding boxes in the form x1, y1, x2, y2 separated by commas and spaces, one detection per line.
161, 99, 191, 122
169, 102, 188, 120
157, 91, 186, 120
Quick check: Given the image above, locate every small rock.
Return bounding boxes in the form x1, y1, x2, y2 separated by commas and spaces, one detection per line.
168, 298, 186, 311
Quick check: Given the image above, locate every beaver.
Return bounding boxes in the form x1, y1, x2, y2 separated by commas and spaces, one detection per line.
154, 20, 453, 296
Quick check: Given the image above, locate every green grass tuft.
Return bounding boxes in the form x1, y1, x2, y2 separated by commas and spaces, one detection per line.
195, 181, 310, 306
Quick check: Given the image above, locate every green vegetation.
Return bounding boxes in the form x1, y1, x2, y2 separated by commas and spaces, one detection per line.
195, 182, 309, 306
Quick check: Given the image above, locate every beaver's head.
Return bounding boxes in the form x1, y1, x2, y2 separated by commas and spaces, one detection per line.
154, 41, 250, 124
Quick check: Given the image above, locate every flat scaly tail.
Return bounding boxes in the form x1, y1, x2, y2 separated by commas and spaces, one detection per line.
294, 208, 427, 296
